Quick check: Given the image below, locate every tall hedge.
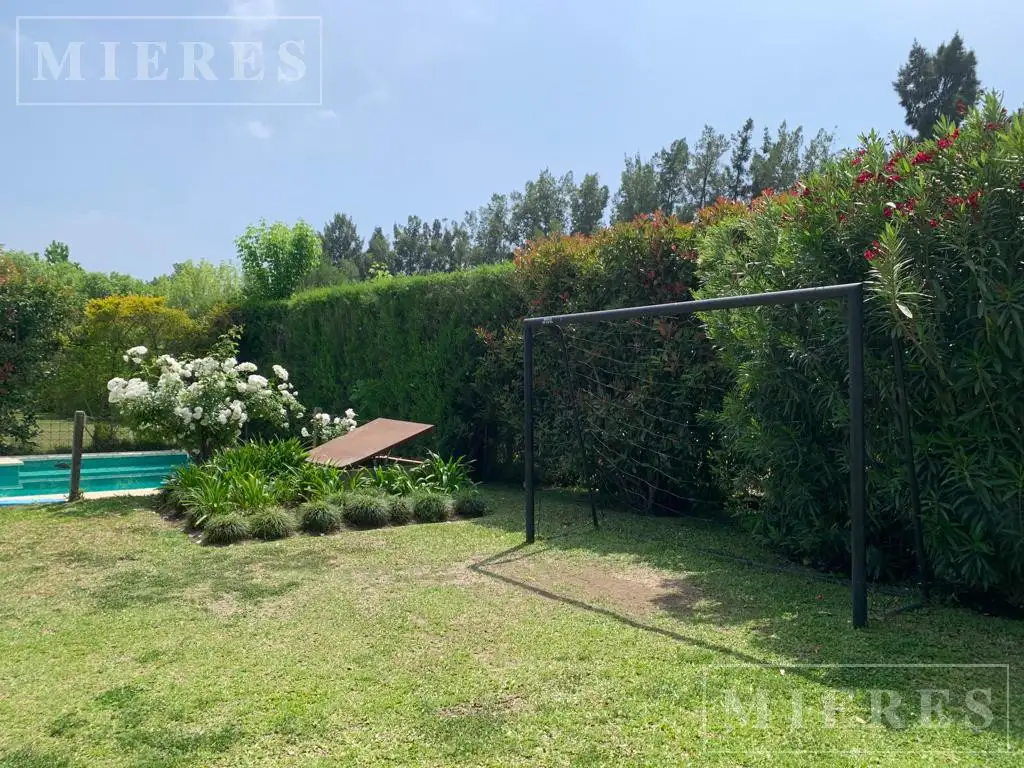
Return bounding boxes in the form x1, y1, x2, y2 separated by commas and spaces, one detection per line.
699, 94, 1024, 597
475, 216, 726, 512
240, 265, 523, 476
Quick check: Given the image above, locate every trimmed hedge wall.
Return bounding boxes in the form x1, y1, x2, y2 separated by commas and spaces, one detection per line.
240, 265, 523, 477
239, 98, 1024, 601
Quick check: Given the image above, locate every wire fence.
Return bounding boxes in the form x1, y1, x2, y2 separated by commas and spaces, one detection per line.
11, 414, 173, 457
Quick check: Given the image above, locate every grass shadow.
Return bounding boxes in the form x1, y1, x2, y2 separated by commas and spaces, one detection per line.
471, 486, 1024, 749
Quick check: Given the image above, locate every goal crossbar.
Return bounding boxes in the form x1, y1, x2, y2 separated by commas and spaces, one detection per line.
522, 283, 868, 627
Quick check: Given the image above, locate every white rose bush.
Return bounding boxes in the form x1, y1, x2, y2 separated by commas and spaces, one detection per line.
108, 345, 356, 460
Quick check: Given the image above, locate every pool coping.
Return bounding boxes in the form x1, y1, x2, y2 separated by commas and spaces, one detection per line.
1, 488, 163, 506
11, 449, 187, 461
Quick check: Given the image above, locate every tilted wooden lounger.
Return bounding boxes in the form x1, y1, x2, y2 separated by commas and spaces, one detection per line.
305, 418, 434, 468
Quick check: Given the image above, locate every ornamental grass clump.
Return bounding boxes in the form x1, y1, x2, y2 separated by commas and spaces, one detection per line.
412, 492, 450, 524
249, 507, 297, 541
299, 499, 343, 534
342, 494, 391, 529
202, 513, 250, 546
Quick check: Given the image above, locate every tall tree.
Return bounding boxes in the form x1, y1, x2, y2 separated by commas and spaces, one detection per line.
150, 259, 242, 318
235, 219, 322, 300
725, 118, 754, 200
800, 128, 835, 177
365, 227, 392, 272
685, 125, 729, 210
750, 122, 805, 197
43, 240, 71, 264
655, 139, 691, 218
611, 153, 659, 223
470, 194, 514, 265
509, 169, 572, 243
894, 33, 980, 137
569, 173, 610, 235
320, 213, 364, 273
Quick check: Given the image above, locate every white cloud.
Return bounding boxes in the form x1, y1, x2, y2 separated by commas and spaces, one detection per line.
229, 0, 283, 35
245, 119, 273, 139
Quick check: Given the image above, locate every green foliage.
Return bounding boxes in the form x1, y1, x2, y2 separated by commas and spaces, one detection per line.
895, 33, 980, 138
410, 452, 474, 494
451, 490, 488, 518
0, 255, 76, 451
178, 470, 233, 529
226, 473, 276, 514
43, 240, 70, 264
208, 439, 307, 477
342, 494, 391, 529
249, 507, 297, 541
479, 213, 726, 505
700, 94, 1024, 597
240, 265, 523, 475
236, 219, 322, 300
149, 260, 242, 318
386, 495, 414, 525
320, 212, 365, 275
412, 492, 450, 524
43, 295, 203, 418
202, 513, 250, 546
299, 499, 343, 534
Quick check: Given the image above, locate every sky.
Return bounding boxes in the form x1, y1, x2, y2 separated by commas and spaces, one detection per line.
1, 0, 1023, 279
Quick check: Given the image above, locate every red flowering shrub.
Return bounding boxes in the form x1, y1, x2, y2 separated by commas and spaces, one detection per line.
700, 93, 1024, 598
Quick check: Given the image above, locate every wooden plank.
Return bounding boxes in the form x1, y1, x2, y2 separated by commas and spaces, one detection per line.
68, 411, 86, 502
306, 418, 434, 468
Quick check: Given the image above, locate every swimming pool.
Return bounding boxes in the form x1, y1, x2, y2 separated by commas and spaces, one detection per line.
0, 450, 189, 505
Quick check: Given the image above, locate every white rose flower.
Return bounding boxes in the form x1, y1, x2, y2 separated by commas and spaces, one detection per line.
246, 375, 268, 391
345, 408, 356, 420
235, 362, 258, 374
301, 427, 310, 438
272, 365, 289, 382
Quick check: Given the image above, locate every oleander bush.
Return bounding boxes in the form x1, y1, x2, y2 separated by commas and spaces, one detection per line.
700, 94, 1024, 598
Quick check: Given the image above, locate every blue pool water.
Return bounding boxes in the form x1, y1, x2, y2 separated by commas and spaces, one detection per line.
0, 450, 188, 504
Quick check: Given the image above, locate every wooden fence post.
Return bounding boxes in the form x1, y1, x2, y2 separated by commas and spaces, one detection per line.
69, 411, 86, 502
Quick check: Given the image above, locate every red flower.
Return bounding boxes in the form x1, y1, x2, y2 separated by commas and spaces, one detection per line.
559, 292, 570, 302
928, 219, 938, 229
884, 174, 901, 188
911, 151, 933, 166
883, 207, 893, 218
864, 249, 877, 261
967, 190, 982, 208
884, 153, 903, 173
1019, 181, 1024, 190
937, 128, 958, 150
985, 122, 1001, 132
838, 213, 846, 223
800, 186, 812, 198
947, 195, 965, 206
956, 101, 967, 115
855, 171, 874, 185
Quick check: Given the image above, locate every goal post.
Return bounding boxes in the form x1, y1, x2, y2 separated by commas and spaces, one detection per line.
522, 283, 867, 628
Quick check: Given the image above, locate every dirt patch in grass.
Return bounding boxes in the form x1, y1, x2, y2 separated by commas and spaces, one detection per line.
439, 693, 528, 719
463, 552, 704, 619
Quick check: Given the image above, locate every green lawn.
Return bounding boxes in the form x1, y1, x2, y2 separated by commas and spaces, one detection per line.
0, 489, 1020, 767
